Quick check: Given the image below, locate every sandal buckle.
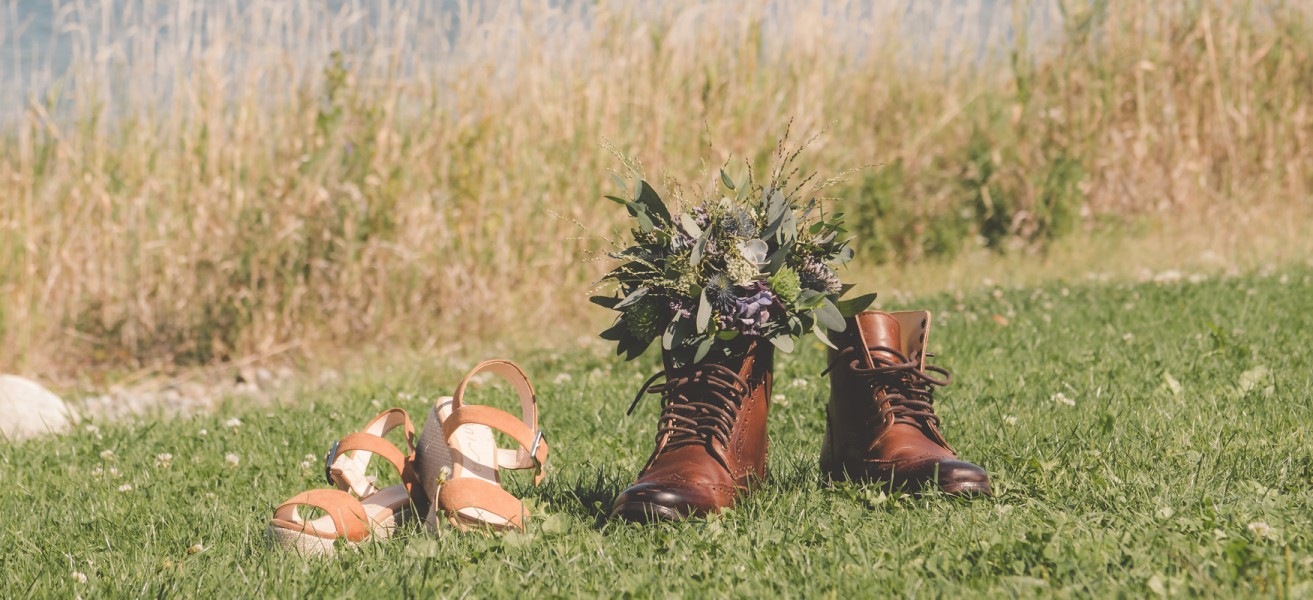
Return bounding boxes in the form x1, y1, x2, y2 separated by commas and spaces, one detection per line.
529, 430, 545, 467
323, 440, 341, 485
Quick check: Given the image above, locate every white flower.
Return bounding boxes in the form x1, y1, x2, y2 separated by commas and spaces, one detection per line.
298, 460, 312, 470
1003, 415, 1018, 426
790, 380, 808, 389
1247, 521, 1272, 538
304, 453, 317, 462
71, 572, 88, 583
1122, 333, 1135, 342
155, 453, 174, 469
553, 373, 573, 385
99, 449, 116, 461
224, 453, 241, 467
108, 466, 122, 479
737, 239, 769, 266
223, 417, 242, 429
84, 424, 100, 434
198, 428, 208, 436
91, 466, 104, 479
1052, 392, 1075, 407
370, 399, 382, 408
117, 483, 133, 493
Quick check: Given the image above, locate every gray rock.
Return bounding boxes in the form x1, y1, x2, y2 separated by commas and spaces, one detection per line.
0, 375, 74, 441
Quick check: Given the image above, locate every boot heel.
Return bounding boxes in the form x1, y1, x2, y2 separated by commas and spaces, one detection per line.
817, 406, 849, 481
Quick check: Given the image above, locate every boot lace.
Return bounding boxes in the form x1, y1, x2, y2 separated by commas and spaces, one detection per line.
822, 345, 951, 429
627, 363, 750, 471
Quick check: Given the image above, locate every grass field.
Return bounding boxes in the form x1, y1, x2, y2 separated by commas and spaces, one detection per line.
4, 264, 1311, 597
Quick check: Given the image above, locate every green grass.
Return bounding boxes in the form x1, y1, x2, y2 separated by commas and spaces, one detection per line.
4, 267, 1313, 597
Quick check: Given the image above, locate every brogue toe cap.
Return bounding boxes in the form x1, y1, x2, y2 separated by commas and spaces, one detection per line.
935, 459, 992, 496
609, 481, 727, 523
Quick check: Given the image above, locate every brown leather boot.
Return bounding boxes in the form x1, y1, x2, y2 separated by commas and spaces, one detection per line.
821, 310, 991, 496
610, 341, 773, 522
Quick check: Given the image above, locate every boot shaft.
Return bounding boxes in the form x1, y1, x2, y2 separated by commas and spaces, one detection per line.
645, 340, 774, 484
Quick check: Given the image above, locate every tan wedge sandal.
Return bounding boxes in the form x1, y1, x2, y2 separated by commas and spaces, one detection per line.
414, 360, 549, 532
268, 408, 419, 556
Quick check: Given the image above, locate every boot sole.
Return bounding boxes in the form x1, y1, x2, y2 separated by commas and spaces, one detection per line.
822, 467, 994, 498
609, 502, 685, 523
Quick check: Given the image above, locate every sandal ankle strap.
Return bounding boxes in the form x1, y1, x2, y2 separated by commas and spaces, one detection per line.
328, 408, 418, 497
446, 360, 549, 484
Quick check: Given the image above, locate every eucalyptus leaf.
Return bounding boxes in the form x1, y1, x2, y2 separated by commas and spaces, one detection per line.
836, 292, 878, 317
633, 207, 655, 233
615, 286, 649, 309
769, 335, 796, 353
599, 321, 628, 341
590, 295, 621, 309
735, 175, 751, 202
813, 324, 838, 350
693, 337, 714, 363
691, 233, 708, 266
814, 298, 847, 332
720, 169, 735, 190
635, 180, 672, 225
765, 243, 791, 275
680, 213, 703, 238
797, 289, 827, 309
670, 315, 694, 350
696, 290, 712, 332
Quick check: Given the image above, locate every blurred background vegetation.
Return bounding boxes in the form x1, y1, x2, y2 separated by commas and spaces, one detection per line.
1, 0, 1310, 374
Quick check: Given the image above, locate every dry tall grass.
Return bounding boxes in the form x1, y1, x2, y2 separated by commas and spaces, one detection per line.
2, 0, 1311, 373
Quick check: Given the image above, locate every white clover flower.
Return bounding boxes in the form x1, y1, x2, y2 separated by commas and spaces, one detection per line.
71, 572, 88, 583
224, 453, 241, 467
1122, 333, 1135, 342
304, 453, 317, 462
91, 466, 104, 479
299, 460, 312, 470
223, 418, 242, 429
99, 449, 116, 461
198, 428, 208, 436
155, 453, 174, 469
1003, 415, 1018, 426
1052, 392, 1075, 407
1248, 521, 1272, 538
117, 483, 133, 493
553, 373, 573, 385
108, 466, 122, 479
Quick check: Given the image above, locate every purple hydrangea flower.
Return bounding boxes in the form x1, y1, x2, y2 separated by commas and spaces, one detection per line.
718, 282, 776, 336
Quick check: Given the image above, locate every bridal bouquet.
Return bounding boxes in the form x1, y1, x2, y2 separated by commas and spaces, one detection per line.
593, 155, 876, 367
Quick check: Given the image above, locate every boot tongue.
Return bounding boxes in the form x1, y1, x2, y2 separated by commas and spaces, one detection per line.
854, 312, 903, 366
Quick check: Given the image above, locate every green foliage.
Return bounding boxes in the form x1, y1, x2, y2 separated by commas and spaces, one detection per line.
6, 266, 1313, 596
595, 140, 875, 367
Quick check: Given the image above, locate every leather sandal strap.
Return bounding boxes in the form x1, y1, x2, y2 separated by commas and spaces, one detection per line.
330, 408, 418, 497
448, 359, 548, 484
443, 405, 549, 475
272, 488, 370, 542
437, 477, 528, 530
